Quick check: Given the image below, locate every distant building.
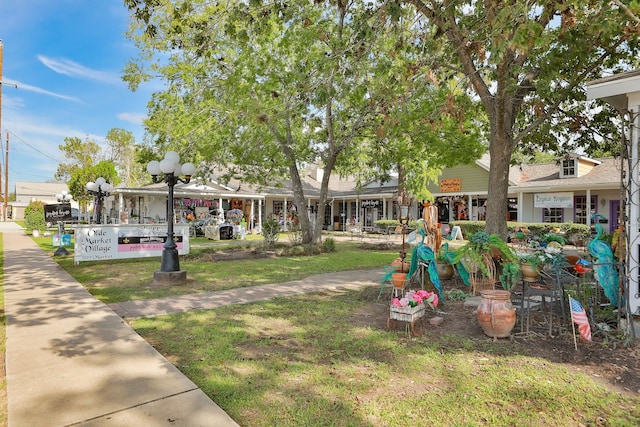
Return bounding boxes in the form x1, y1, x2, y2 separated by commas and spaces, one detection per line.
11, 156, 622, 234
10, 182, 78, 220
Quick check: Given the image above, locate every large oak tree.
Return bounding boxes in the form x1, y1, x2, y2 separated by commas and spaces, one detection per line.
403, 0, 640, 237
124, 0, 483, 243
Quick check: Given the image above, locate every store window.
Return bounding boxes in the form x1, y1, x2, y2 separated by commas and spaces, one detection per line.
507, 198, 518, 221
543, 208, 563, 223
273, 201, 284, 217
574, 195, 597, 224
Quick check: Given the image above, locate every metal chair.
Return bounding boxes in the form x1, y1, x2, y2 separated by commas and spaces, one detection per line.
518, 268, 576, 336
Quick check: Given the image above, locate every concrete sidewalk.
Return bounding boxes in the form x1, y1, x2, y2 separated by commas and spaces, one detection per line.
1, 222, 239, 426
109, 269, 381, 319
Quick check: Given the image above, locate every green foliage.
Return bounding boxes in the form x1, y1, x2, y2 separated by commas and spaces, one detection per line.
499, 262, 521, 291
453, 231, 518, 278
404, 1, 638, 237
321, 238, 336, 252
24, 200, 46, 232
68, 160, 119, 207
262, 219, 280, 249
542, 233, 565, 245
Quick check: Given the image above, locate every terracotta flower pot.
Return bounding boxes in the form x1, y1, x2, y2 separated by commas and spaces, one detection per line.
391, 273, 407, 289
477, 289, 516, 339
521, 262, 540, 283
436, 262, 454, 280
391, 258, 410, 273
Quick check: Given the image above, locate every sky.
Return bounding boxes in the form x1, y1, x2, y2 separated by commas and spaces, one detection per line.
0, 0, 156, 195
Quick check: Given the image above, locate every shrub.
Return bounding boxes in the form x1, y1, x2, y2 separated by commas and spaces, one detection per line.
25, 200, 46, 233
322, 238, 336, 252
262, 218, 280, 249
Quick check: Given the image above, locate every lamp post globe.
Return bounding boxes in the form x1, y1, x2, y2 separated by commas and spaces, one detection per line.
85, 177, 112, 224
147, 151, 195, 285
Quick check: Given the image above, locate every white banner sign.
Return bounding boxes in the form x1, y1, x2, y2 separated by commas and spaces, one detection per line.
533, 192, 574, 208
73, 224, 190, 263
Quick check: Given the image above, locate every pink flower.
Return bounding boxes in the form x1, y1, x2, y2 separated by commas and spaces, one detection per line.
392, 298, 401, 307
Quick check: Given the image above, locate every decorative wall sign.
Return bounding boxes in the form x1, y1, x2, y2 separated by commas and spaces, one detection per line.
440, 178, 461, 192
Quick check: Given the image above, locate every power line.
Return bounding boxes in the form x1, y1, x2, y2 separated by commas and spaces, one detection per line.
5, 129, 61, 162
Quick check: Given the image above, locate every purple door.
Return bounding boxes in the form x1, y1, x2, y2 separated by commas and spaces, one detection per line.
609, 200, 621, 234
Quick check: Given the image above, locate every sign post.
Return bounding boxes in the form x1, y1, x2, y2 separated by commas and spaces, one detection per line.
44, 203, 73, 256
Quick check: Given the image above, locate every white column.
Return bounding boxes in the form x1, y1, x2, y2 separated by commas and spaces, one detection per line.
517, 192, 523, 223
250, 199, 255, 230
586, 188, 592, 226
258, 199, 263, 232
118, 193, 124, 224
283, 198, 288, 231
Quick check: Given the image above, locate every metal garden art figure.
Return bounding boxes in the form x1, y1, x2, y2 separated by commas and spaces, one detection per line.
407, 203, 445, 302
588, 213, 619, 307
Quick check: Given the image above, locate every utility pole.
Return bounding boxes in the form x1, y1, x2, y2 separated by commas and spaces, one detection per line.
0, 40, 17, 221
0, 39, 3, 220
4, 131, 7, 221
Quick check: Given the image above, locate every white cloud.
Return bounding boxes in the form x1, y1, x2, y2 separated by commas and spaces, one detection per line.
5, 79, 82, 103
117, 112, 146, 125
37, 55, 121, 85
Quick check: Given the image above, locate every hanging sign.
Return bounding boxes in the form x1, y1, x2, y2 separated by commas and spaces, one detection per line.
361, 199, 380, 208
534, 192, 574, 208
440, 178, 461, 192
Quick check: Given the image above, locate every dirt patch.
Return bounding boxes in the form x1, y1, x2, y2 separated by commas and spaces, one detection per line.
354, 278, 640, 398
204, 243, 640, 398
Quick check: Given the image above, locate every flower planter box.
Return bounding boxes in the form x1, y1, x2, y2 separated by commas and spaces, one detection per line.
389, 304, 426, 323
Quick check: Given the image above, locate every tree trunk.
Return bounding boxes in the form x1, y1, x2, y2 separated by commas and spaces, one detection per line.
485, 132, 513, 239
288, 162, 315, 245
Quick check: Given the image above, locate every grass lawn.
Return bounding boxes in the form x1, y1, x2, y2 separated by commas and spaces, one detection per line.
133, 287, 640, 426
32, 233, 640, 426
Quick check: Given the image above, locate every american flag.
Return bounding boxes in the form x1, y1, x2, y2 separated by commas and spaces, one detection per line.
569, 296, 592, 342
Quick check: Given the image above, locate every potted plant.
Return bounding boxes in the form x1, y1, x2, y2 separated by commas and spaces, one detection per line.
499, 261, 521, 291
435, 244, 456, 280
453, 231, 519, 280
542, 232, 565, 247
520, 244, 571, 282
453, 232, 519, 338
521, 251, 547, 282
388, 289, 439, 336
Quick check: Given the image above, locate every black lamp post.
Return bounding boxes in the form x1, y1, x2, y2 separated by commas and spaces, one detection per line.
147, 151, 195, 284
54, 191, 72, 256
397, 188, 412, 263
86, 177, 112, 224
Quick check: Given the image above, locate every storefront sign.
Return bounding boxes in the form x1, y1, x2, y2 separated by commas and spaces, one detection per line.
440, 178, 461, 192
361, 199, 380, 208
44, 203, 72, 222
534, 192, 574, 208
73, 224, 190, 263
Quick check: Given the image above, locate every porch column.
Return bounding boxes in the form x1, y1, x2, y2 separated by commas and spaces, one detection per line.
330, 200, 335, 230
250, 199, 255, 230
517, 192, 523, 223
587, 189, 594, 226
283, 198, 288, 231
118, 193, 124, 224
258, 199, 263, 232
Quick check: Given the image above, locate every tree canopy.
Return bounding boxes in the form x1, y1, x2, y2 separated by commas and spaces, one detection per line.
124, 0, 483, 243
124, 0, 639, 240
403, 0, 639, 236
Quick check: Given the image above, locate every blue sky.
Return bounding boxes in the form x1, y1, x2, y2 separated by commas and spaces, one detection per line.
0, 0, 154, 194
